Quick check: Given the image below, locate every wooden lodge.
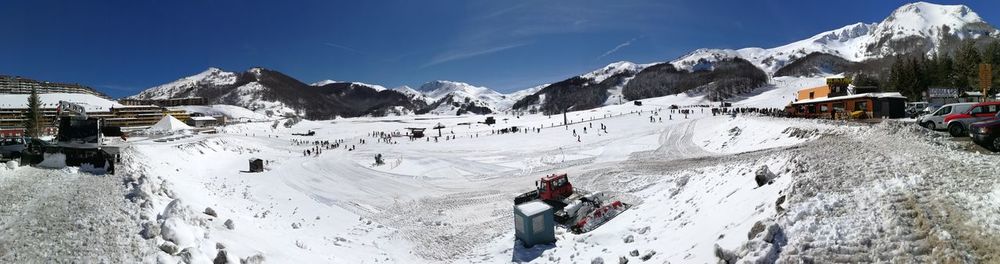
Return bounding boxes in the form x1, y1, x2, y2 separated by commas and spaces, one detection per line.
786, 77, 908, 119
788, 93, 908, 119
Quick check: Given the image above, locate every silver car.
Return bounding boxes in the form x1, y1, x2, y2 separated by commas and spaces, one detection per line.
918, 103, 975, 130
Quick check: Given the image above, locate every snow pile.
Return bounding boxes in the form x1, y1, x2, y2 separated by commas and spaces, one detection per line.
693, 115, 832, 154
79, 162, 110, 175
0, 167, 154, 262
147, 115, 193, 132
37, 152, 67, 168
5, 160, 18, 170
118, 147, 233, 263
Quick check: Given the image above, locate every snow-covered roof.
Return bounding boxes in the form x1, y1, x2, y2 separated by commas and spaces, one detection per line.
792, 92, 906, 105
515, 200, 551, 216
189, 116, 218, 121
0, 93, 123, 111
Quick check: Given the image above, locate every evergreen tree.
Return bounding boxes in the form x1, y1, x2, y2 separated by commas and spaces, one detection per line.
24, 87, 43, 138
852, 72, 880, 87
887, 56, 903, 92
931, 53, 955, 88
954, 41, 981, 91
984, 40, 1000, 95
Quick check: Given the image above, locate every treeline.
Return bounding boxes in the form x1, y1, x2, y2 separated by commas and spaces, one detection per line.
417, 95, 494, 115
883, 40, 1000, 100
774, 52, 857, 77
512, 70, 634, 115
622, 58, 768, 101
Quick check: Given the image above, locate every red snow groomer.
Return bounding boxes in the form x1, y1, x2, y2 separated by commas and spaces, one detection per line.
513, 173, 630, 233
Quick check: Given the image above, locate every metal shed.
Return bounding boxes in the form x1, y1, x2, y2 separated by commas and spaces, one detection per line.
249, 158, 264, 173
513, 200, 555, 247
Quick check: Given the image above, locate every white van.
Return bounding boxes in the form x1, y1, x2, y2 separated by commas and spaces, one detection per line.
918, 102, 976, 130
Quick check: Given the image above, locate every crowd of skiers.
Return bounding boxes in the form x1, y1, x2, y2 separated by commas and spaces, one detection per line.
293, 139, 350, 156
710, 107, 787, 117
284, 105, 794, 159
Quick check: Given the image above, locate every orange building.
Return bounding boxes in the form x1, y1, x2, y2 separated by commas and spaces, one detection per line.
796, 86, 831, 101
789, 92, 907, 119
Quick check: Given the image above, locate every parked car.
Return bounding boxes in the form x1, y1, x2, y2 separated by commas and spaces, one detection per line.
918, 103, 975, 130
921, 104, 941, 115
0, 137, 27, 158
969, 112, 1000, 151
944, 101, 1000, 137
906, 102, 929, 118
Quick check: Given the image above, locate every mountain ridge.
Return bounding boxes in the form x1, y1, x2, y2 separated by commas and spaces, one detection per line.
128, 2, 999, 118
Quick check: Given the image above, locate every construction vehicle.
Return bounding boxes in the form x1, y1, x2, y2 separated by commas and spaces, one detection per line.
514, 173, 630, 233
25, 100, 118, 173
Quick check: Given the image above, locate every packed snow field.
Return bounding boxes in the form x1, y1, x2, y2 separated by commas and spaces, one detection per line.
0, 166, 153, 262
2, 77, 1000, 263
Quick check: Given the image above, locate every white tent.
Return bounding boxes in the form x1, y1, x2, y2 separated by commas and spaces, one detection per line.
147, 115, 193, 132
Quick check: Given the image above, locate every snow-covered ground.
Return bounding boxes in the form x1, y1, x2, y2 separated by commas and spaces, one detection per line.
107, 76, 1000, 263
0, 166, 153, 262
5, 76, 1000, 263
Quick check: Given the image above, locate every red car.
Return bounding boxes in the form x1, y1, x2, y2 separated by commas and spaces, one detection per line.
944, 101, 1000, 137
969, 113, 1000, 151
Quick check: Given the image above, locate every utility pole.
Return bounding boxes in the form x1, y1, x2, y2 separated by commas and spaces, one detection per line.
562, 109, 568, 128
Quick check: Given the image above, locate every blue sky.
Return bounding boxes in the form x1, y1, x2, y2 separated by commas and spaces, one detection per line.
2, 0, 998, 98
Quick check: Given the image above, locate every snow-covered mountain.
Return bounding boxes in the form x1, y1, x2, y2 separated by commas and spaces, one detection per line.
131, 67, 422, 119
133, 67, 303, 116
580, 61, 648, 84
133, 67, 239, 100
392, 85, 424, 100
513, 1, 1000, 114
512, 61, 652, 113
129, 2, 999, 119
415, 80, 520, 115
586, 61, 652, 105
310, 79, 338, 86
671, 2, 999, 74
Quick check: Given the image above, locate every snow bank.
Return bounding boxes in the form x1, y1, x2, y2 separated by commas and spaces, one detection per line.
4, 160, 17, 170
37, 152, 67, 168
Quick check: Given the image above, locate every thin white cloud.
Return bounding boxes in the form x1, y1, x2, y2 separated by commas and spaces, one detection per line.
480, 2, 531, 19
600, 37, 637, 58
323, 42, 362, 54
422, 42, 528, 68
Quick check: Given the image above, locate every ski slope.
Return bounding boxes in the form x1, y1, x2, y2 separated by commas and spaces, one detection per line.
98, 76, 1000, 263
